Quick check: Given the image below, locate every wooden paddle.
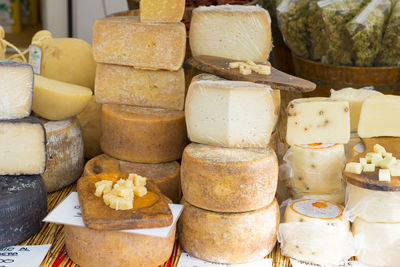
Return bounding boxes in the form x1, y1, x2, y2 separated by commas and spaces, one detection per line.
186, 55, 316, 92
77, 173, 173, 231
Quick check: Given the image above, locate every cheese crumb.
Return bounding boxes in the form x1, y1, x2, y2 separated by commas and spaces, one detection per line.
345, 162, 362, 174
379, 169, 391, 182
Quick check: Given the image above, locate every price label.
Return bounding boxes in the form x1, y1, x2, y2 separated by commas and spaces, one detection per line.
0, 245, 50, 267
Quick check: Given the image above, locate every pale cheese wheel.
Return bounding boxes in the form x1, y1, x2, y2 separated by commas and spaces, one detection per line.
272, 89, 281, 131
181, 143, 278, 212
83, 154, 181, 203
100, 104, 188, 163
179, 198, 279, 264
42, 117, 84, 192
290, 187, 346, 205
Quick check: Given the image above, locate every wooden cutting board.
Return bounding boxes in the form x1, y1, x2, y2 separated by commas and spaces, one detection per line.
77, 173, 173, 231
186, 55, 316, 93
343, 137, 400, 191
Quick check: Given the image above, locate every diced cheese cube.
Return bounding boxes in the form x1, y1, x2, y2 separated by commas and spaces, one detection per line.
112, 184, 134, 198
363, 164, 375, 172
246, 60, 256, 66
373, 144, 386, 154
240, 66, 252, 75
140, 0, 185, 23
345, 162, 362, 174
379, 156, 397, 169
390, 163, 400, 176
134, 186, 147, 197
379, 169, 391, 182
371, 157, 383, 167
383, 152, 393, 158
360, 158, 367, 166
366, 153, 383, 161
229, 62, 240, 68
94, 180, 113, 197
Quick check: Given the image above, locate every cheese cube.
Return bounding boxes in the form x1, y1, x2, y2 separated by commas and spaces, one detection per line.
189, 5, 272, 62
390, 163, 400, 176
379, 169, 391, 182
94, 180, 113, 197
0, 60, 33, 119
379, 156, 397, 169
373, 144, 386, 154
286, 98, 350, 146
140, 0, 185, 22
358, 95, 400, 138
360, 158, 367, 166
134, 186, 147, 197
371, 157, 383, 167
92, 17, 186, 71
383, 152, 393, 158
345, 162, 362, 174
363, 164, 375, 172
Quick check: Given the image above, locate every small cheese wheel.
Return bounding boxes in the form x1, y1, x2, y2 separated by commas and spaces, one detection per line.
344, 133, 361, 159
100, 104, 188, 163
179, 198, 279, 264
42, 118, 84, 192
65, 224, 176, 267
84, 154, 181, 203
290, 187, 346, 205
181, 143, 278, 212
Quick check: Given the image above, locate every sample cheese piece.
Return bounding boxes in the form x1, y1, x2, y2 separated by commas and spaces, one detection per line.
0, 117, 46, 175
181, 143, 278, 212
279, 199, 355, 266
179, 198, 279, 264
101, 104, 187, 163
379, 169, 391, 181
358, 95, 400, 138
0, 175, 47, 248
41, 118, 84, 192
330, 88, 383, 132
290, 188, 346, 205
344, 133, 361, 160
189, 5, 272, 63
0, 60, 33, 119
83, 154, 181, 203
185, 77, 274, 148
352, 218, 400, 267
92, 17, 186, 71
345, 162, 362, 174
95, 64, 185, 110
140, 0, 185, 22
94, 180, 113, 197
33, 75, 93, 120
286, 98, 350, 146
64, 223, 176, 267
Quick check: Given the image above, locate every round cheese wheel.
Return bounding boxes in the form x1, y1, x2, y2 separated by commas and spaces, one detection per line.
353, 218, 400, 266
290, 187, 346, 205
100, 104, 188, 163
279, 199, 355, 265
42, 118, 84, 192
84, 154, 181, 203
179, 198, 279, 264
181, 143, 278, 212
65, 224, 175, 267
0, 175, 47, 248
272, 89, 281, 131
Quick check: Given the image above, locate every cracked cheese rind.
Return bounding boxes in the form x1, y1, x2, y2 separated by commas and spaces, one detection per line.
140, 0, 185, 22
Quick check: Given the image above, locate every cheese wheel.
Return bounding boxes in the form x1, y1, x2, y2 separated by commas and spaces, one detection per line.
179, 198, 279, 264
279, 199, 355, 265
42, 118, 84, 192
84, 154, 181, 203
269, 130, 279, 152
140, 0, 185, 22
100, 104, 187, 163
181, 143, 278, 212
290, 187, 346, 205
344, 133, 361, 160
272, 89, 281, 131
65, 224, 175, 267
353, 218, 400, 266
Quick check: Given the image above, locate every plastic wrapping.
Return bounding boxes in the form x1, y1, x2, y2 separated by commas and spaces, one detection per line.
289, 186, 346, 204
308, 0, 327, 61
344, 133, 361, 160
351, 142, 365, 157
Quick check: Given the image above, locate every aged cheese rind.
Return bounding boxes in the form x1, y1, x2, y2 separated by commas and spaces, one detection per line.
189, 5, 272, 62
286, 98, 350, 145
179, 198, 279, 264
92, 17, 186, 71
0, 60, 33, 119
181, 143, 278, 212
95, 64, 185, 110
65, 223, 175, 267
84, 154, 181, 203
140, 0, 185, 22
42, 118, 84, 192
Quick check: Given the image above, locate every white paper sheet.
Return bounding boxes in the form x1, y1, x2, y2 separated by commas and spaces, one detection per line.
0, 245, 51, 267
177, 252, 273, 267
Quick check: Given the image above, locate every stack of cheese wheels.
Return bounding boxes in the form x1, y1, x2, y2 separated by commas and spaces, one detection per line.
282, 97, 351, 204
0, 60, 47, 248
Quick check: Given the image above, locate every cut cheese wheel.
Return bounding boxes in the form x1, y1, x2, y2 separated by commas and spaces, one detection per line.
181, 143, 278, 212
33, 75, 93, 120
41, 118, 84, 192
64, 223, 175, 267
279, 199, 355, 265
179, 198, 279, 264
92, 17, 186, 71
0, 175, 47, 248
100, 104, 187, 163
95, 64, 185, 110
189, 5, 272, 63
352, 218, 400, 266
140, 0, 185, 22
290, 187, 346, 205
77, 96, 102, 159
83, 154, 181, 203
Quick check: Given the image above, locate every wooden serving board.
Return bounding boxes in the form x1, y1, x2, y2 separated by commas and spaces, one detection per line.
344, 137, 400, 191
77, 173, 173, 231
186, 55, 316, 92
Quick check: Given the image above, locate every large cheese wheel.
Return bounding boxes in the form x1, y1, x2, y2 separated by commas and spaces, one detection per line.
100, 104, 188, 163
179, 198, 279, 264
353, 218, 400, 266
181, 143, 278, 212
42, 118, 84, 192
65, 224, 175, 267
290, 187, 346, 205
279, 199, 355, 265
0, 175, 47, 248
83, 154, 181, 203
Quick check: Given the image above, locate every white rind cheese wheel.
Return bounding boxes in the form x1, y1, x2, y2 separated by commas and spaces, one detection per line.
181, 143, 278, 212
179, 198, 279, 264
290, 187, 346, 205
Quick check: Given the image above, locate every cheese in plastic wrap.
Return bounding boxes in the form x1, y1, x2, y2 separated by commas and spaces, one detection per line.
278, 199, 356, 265
0, 26, 5, 59
308, 0, 327, 61
289, 186, 346, 204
